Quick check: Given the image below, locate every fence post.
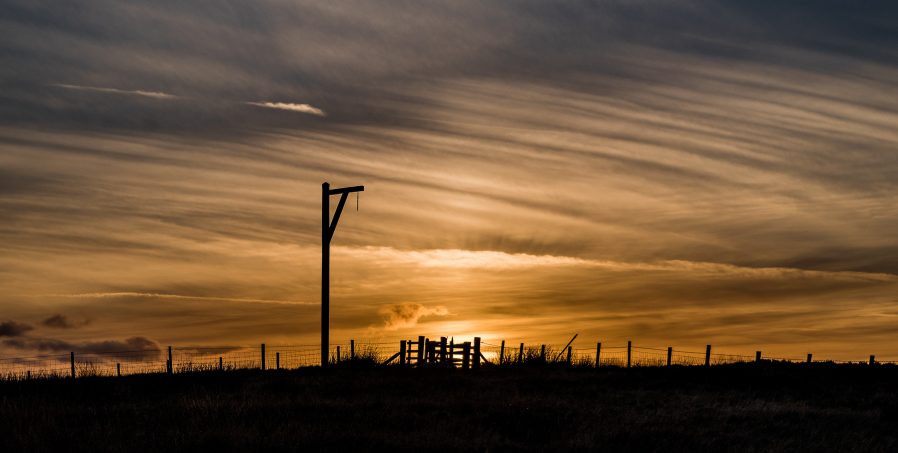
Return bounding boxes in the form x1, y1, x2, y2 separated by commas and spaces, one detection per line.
595, 342, 601, 368
756, 351, 761, 362
27, 370, 31, 380
167, 346, 173, 375
626, 341, 631, 368
276, 352, 280, 370
440, 337, 447, 364
705, 345, 711, 367
518, 343, 524, 364
336, 346, 341, 364
462, 342, 471, 370
473, 337, 481, 369
399, 340, 406, 366
807, 353, 812, 364
261, 343, 266, 370
219, 356, 223, 371
417, 336, 425, 366
566, 346, 572, 365
540, 344, 546, 362
870, 355, 876, 365
350, 340, 355, 360
667, 347, 672, 367
499, 340, 505, 365
70, 351, 75, 379
116, 363, 121, 377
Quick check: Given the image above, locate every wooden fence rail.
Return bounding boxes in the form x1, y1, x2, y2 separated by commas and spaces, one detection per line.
1, 337, 894, 380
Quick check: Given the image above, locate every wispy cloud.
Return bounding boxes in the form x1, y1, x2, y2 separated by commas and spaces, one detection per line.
0, 321, 33, 338
246, 101, 326, 116
42, 314, 89, 329
3, 336, 161, 360
349, 247, 898, 282
34, 292, 316, 305
379, 303, 450, 330
51, 84, 177, 99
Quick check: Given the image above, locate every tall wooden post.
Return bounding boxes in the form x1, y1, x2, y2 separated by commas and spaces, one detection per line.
322, 182, 365, 368
499, 340, 505, 365
756, 351, 761, 362
350, 340, 355, 360
261, 343, 266, 370
276, 352, 280, 370
70, 351, 75, 379
595, 342, 601, 368
518, 343, 524, 364
540, 344, 546, 362
705, 345, 711, 367
116, 363, 121, 377
167, 346, 173, 375
870, 355, 876, 365
667, 347, 672, 367
399, 340, 406, 366
807, 353, 812, 364
219, 356, 223, 371
626, 341, 631, 368
440, 337, 448, 364
336, 346, 341, 364
462, 342, 471, 370
321, 183, 329, 367
566, 346, 573, 365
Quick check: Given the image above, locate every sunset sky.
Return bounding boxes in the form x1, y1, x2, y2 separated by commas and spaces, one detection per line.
2, 1, 898, 361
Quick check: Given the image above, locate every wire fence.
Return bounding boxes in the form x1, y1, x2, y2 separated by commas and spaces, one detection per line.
1, 338, 894, 381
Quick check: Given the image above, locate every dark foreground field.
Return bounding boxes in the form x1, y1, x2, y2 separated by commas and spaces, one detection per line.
2, 363, 897, 452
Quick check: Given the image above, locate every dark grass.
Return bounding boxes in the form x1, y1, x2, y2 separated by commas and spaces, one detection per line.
2, 362, 897, 452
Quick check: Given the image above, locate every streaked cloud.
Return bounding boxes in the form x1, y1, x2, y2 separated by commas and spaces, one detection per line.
247, 102, 326, 116
362, 247, 593, 269
51, 83, 177, 99
34, 292, 317, 305
352, 247, 898, 282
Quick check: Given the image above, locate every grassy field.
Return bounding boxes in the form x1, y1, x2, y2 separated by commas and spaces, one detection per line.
1, 362, 897, 452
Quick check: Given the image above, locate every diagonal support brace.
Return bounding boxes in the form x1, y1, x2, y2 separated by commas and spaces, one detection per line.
328, 192, 349, 242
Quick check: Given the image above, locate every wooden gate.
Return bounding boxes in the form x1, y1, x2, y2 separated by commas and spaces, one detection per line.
382, 336, 484, 369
